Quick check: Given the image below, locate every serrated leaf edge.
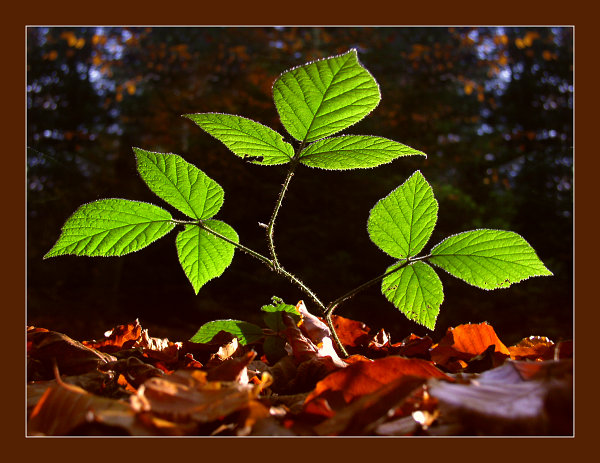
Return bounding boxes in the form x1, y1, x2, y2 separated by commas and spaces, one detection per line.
44, 198, 175, 259
182, 112, 294, 165
428, 228, 553, 291
272, 48, 381, 143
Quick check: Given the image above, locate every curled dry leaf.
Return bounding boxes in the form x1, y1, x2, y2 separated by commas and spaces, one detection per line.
206, 337, 244, 367
282, 312, 345, 368
83, 320, 142, 353
393, 333, 434, 358
295, 300, 331, 343
508, 336, 555, 361
430, 322, 510, 371
99, 356, 165, 389
84, 320, 183, 368
304, 356, 451, 413
28, 377, 147, 436
28, 329, 115, 378
331, 315, 371, 348
313, 375, 427, 436
206, 350, 257, 383
130, 368, 272, 431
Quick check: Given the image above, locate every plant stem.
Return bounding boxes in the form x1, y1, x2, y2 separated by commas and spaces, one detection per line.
325, 259, 412, 317
266, 157, 300, 269
195, 221, 274, 270
324, 311, 349, 358
277, 267, 327, 313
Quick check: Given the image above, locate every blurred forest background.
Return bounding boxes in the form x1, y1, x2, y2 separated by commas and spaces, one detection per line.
27, 27, 573, 345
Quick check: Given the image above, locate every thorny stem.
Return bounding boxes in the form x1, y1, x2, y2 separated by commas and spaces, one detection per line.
322, 256, 433, 357
177, 152, 434, 359
325, 259, 413, 317
266, 149, 303, 269
176, 219, 275, 270
277, 267, 327, 313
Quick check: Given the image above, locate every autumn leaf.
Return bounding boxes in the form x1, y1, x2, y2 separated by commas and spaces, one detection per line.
28, 329, 115, 377
130, 368, 270, 429
430, 322, 510, 370
304, 356, 450, 411
83, 320, 142, 353
428, 358, 572, 435
331, 315, 371, 348
314, 375, 427, 436
28, 378, 146, 436
508, 336, 555, 361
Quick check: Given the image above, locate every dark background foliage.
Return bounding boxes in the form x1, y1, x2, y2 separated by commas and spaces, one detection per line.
27, 26, 573, 345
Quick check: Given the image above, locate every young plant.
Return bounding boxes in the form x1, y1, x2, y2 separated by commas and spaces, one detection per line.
189, 296, 301, 363
44, 49, 552, 357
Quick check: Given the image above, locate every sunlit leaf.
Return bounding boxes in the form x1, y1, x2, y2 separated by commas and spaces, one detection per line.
273, 49, 380, 143
305, 355, 449, 407
44, 199, 175, 258
261, 296, 301, 332
134, 148, 224, 220
429, 229, 553, 290
184, 113, 294, 165
381, 261, 444, 330
430, 322, 511, 369
299, 135, 425, 170
368, 171, 438, 259
189, 319, 264, 345
331, 315, 371, 348
176, 219, 238, 294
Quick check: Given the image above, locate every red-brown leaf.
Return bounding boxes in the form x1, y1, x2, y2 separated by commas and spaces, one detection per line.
83, 320, 142, 353
130, 369, 268, 426
509, 336, 555, 361
304, 356, 451, 411
313, 375, 427, 435
430, 322, 510, 370
28, 329, 115, 377
295, 300, 330, 343
331, 315, 371, 347
393, 333, 433, 358
28, 379, 144, 436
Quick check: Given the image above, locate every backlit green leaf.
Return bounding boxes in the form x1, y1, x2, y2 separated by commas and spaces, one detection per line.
176, 219, 238, 294
189, 319, 264, 345
261, 296, 301, 332
273, 49, 380, 143
381, 261, 444, 330
298, 135, 425, 170
368, 171, 438, 259
184, 113, 294, 165
44, 199, 174, 258
134, 148, 224, 220
429, 229, 553, 290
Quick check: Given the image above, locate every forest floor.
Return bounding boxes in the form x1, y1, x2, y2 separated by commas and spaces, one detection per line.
26, 303, 573, 436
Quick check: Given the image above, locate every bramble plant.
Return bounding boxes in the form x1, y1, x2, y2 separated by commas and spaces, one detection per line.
44, 49, 552, 357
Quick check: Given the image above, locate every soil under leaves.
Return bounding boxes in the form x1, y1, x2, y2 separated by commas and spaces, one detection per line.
27, 303, 573, 436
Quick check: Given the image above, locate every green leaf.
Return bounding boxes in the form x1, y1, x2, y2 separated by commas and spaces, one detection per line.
184, 113, 294, 166
298, 135, 426, 170
368, 171, 438, 259
429, 229, 553, 290
189, 319, 264, 345
134, 147, 224, 220
273, 49, 380, 143
261, 296, 301, 332
44, 199, 175, 258
176, 219, 238, 294
381, 261, 444, 330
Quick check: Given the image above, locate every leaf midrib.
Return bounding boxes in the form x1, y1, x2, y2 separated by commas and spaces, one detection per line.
301, 53, 354, 144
